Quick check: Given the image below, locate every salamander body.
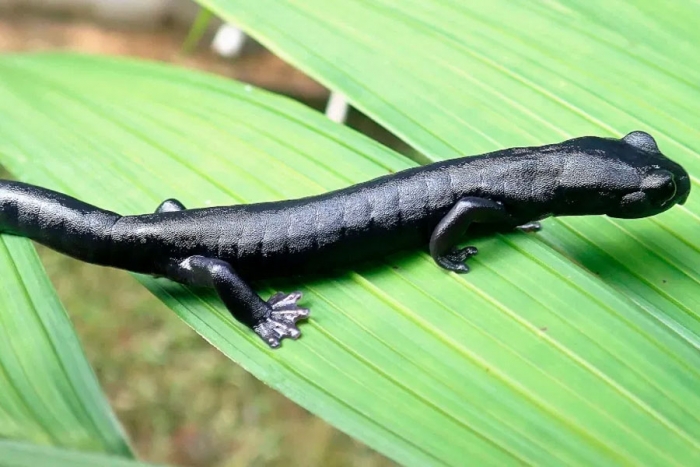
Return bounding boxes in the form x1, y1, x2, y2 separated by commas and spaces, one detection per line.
0, 131, 690, 347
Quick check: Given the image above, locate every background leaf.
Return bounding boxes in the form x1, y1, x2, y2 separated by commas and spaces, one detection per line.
0, 439, 161, 467
196, 0, 700, 459
0, 234, 132, 455
203, 0, 700, 345
0, 51, 699, 466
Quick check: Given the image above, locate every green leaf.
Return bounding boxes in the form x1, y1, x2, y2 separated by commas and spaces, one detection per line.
0, 234, 132, 455
202, 0, 700, 346
195, 0, 700, 459
0, 439, 161, 467
223, 0, 700, 326
0, 51, 699, 467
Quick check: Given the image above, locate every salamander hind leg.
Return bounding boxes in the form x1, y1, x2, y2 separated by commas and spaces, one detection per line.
155, 198, 187, 213
166, 255, 309, 348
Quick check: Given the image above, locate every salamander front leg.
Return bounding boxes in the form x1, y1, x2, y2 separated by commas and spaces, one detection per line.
430, 197, 514, 273
155, 198, 187, 213
167, 255, 309, 348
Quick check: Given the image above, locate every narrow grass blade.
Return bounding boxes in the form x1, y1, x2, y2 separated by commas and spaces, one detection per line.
0, 439, 163, 467
0, 234, 132, 455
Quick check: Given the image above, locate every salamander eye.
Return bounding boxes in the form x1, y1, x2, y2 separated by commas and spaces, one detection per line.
642, 169, 676, 206
622, 131, 659, 152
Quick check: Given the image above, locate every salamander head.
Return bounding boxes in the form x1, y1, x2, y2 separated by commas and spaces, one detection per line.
603, 131, 690, 219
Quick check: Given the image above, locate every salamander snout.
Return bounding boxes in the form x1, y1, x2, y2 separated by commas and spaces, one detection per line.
609, 168, 689, 219
636, 165, 691, 213
606, 131, 691, 218
642, 169, 678, 208
638, 157, 691, 210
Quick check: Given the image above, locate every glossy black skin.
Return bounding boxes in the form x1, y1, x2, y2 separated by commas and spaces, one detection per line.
0, 131, 690, 348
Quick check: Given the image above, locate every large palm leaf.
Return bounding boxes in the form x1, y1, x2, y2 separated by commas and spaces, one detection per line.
1, 1, 699, 465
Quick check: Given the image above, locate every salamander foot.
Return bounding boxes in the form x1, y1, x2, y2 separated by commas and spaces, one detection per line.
254, 291, 310, 348
436, 246, 478, 273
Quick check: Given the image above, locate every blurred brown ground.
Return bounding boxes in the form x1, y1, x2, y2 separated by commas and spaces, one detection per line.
0, 10, 399, 467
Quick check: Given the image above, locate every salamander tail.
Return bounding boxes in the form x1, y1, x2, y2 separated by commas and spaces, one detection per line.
0, 179, 120, 265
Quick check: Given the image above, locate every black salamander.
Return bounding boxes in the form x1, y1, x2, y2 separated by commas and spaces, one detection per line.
0, 131, 690, 347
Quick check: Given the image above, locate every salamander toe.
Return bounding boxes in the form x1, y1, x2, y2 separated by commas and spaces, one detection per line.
253, 291, 310, 348
436, 246, 479, 273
